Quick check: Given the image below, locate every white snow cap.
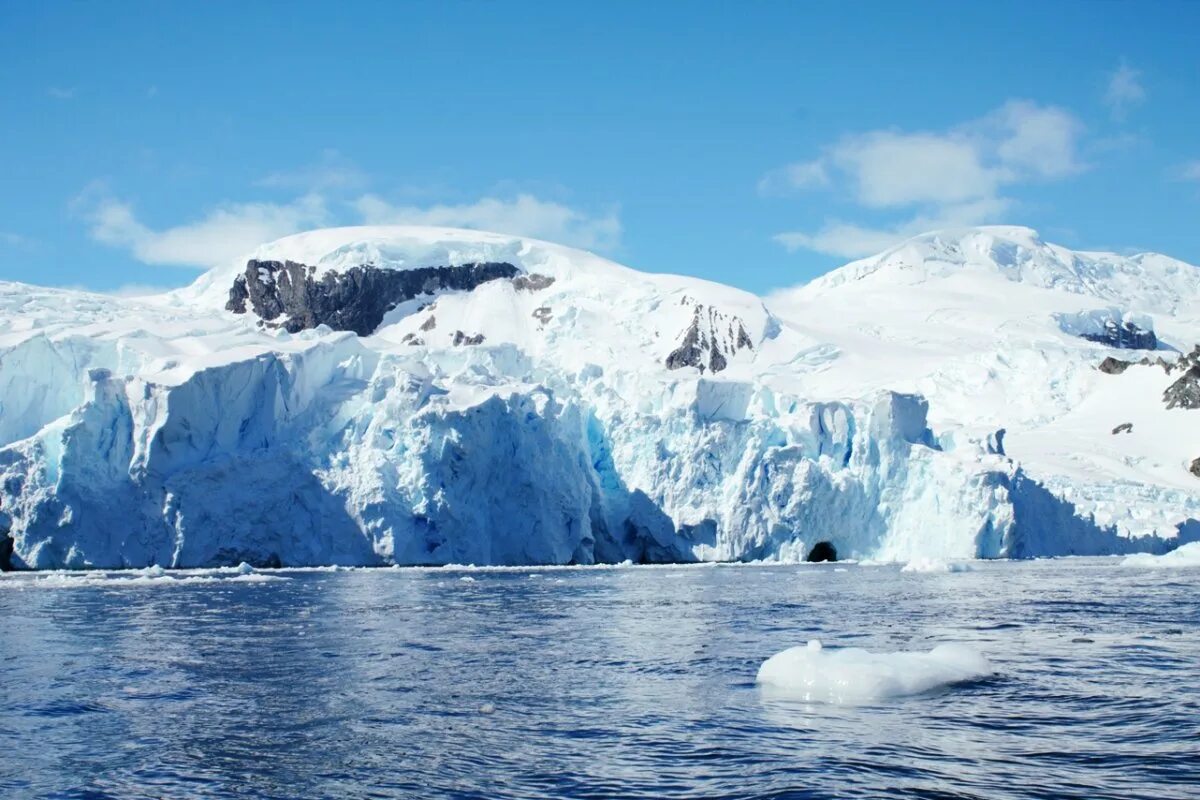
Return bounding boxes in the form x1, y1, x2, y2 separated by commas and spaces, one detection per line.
180, 224, 638, 310
793, 225, 1200, 316
756, 640, 993, 704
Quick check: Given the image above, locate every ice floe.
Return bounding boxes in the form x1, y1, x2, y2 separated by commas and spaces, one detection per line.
756, 640, 993, 704
1120, 542, 1200, 569
0, 565, 289, 589
901, 558, 974, 573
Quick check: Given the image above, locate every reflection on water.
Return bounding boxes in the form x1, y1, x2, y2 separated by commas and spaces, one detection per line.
1, 560, 1197, 799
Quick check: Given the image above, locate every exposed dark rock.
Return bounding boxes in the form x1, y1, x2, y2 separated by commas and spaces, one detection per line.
226, 274, 249, 313
1164, 366, 1200, 410
1112, 422, 1133, 435
1191, 457, 1200, 479
419, 315, 437, 332
451, 331, 485, 346
1098, 357, 1132, 375
512, 273, 556, 292
665, 301, 754, 374
226, 259, 520, 335
1081, 320, 1158, 350
1152, 356, 1177, 374
0, 509, 11, 571
532, 306, 552, 325
806, 541, 838, 563
400, 333, 424, 346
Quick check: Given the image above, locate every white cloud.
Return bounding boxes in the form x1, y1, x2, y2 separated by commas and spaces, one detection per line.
774, 197, 1013, 260
76, 182, 621, 268
774, 224, 903, 260
1177, 161, 1200, 182
988, 100, 1084, 178
765, 100, 1086, 258
78, 189, 329, 268
354, 193, 621, 251
831, 131, 1001, 208
47, 87, 76, 100
256, 150, 367, 192
758, 160, 829, 195
0, 231, 30, 248
103, 283, 177, 298
1104, 60, 1145, 120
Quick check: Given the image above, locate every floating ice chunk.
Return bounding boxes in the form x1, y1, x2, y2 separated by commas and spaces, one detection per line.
756, 640, 993, 704
901, 558, 973, 573
0, 569, 289, 589
1121, 542, 1200, 569
459, 576, 476, 583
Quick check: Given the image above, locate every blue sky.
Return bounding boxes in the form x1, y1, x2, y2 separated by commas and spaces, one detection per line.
2, 1, 1198, 295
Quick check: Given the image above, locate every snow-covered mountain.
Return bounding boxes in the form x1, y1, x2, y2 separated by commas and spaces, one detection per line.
2, 225, 1197, 569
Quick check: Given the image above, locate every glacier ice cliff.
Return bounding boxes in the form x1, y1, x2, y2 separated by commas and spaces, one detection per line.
1, 225, 1198, 568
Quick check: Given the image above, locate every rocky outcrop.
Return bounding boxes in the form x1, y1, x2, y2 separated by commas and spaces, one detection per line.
512, 273, 555, 292
1099, 357, 1132, 375
665, 300, 754, 374
1098, 346, 1200, 411
1112, 423, 1133, 435
226, 260, 520, 335
1080, 319, 1158, 350
1191, 457, 1200, 479
451, 331, 485, 346
1164, 366, 1200, 410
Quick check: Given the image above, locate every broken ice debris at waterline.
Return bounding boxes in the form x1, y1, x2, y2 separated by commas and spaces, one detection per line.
1120, 541, 1200, 568
756, 640, 993, 705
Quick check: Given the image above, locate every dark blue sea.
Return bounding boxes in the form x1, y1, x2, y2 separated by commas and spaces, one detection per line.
2, 559, 1197, 799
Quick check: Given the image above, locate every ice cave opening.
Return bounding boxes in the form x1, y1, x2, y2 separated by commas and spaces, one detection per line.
806, 541, 838, 563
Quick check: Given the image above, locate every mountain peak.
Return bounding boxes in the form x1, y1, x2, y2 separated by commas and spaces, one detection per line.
794, 225, 1198, 316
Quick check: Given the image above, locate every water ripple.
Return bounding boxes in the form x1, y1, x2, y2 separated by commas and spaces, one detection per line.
1, 558, 1197, 799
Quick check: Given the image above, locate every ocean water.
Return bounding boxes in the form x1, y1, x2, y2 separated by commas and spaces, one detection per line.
1, 559, 1197, 799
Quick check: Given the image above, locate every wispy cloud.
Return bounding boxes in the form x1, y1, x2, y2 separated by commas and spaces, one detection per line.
1104, 60, 1145, 121
757, 160, 828, 195
75, 177, 622, 268
355, 193, 622, 251
764, 100, 1087, 258
1176, 160, 1200, 182
0, 231, 31, 248
255, 150, 368, 192
103, 283, 177, 298
47, 87, 76, 100
74, 184, 330, 268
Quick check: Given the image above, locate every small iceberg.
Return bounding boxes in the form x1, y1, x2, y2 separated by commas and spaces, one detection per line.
901, 558, 973, 573
756, 640, 993, 705
1121, 542, 1200, 569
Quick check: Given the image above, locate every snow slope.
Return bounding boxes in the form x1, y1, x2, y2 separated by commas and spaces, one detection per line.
769, 226, 1200, 541
1, 225, 1197, 568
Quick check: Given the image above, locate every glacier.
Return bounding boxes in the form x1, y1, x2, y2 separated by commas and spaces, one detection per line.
1, 224, 1198, 569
